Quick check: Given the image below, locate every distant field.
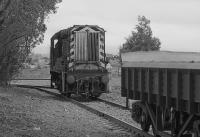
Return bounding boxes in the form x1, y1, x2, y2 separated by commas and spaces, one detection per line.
16, 67, 50, 79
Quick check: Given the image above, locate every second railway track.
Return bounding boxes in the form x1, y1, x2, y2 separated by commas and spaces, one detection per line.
14, 84, 154, 137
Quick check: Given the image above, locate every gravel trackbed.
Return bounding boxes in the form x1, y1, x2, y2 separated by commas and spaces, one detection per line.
0, 87, 133, 137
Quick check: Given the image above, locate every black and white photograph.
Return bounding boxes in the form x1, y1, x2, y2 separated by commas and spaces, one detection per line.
0, 0, 200, 136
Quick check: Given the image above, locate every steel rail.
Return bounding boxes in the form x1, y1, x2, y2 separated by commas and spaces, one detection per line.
96, 98, 129, 110
14, 85, 59, 97
15, 84, 128, 110
12, 79, 50, 80
13, 84, 52, 89
67, 97, 154, 137
13, 84, 154, 137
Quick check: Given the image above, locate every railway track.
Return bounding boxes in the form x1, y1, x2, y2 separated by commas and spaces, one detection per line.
96, 98, 128, 110
14, 84, 154, 137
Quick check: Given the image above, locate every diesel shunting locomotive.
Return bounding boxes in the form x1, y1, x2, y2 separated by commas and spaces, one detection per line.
50, 25, 109, 98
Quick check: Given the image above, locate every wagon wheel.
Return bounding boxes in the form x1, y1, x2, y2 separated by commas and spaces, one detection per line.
161, 108, 171, 129
171, 111, 180, 135
140, 108, 151, 132
193, 120, 200, 137
131, 102, 142, 123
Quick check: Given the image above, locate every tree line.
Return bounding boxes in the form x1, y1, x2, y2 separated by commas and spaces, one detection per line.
0, 0, 61, 85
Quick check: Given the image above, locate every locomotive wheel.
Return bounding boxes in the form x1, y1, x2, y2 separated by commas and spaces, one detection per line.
140, 108, 151, 132
56, 75, 62, 91
50, 80, 54, 88
66, 93, 71, 98
62, 93, 71, 98
58, 79, 62, 91
81, 88, 90, 99
50, 82, 54, 88
50, 75, 54, 88
91, 93, 101, 99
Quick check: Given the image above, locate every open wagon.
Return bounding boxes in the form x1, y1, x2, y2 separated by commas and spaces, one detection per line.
121, 51, 200, 137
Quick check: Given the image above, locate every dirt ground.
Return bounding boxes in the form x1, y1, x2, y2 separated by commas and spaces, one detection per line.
1, 65, 137, 137
99, 74, 126, 106
0, 86, 132, 137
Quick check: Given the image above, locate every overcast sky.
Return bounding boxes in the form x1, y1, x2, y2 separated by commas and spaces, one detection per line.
33, 0, 200, 55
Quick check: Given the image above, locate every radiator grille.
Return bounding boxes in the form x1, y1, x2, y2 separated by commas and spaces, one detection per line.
75, 32, 88, 61
88, 33, 99, 61
75, 32, 99, 61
